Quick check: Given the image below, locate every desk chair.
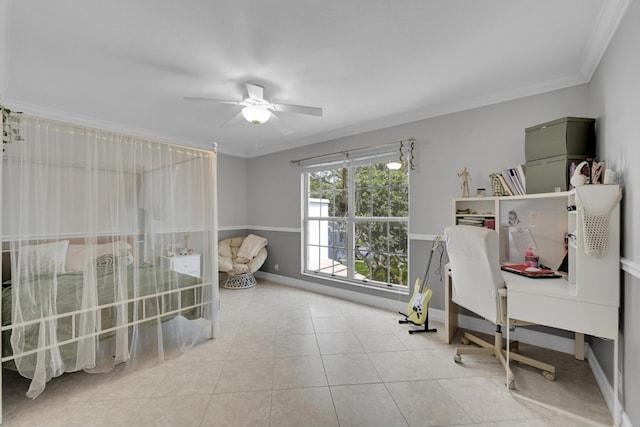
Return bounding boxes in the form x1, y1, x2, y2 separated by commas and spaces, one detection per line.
444, 225, 555, 389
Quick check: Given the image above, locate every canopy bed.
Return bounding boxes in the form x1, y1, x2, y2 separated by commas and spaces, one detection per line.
0, 113, 218, 422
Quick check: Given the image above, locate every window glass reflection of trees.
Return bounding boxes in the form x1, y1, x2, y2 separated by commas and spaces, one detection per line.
306, 161, 409, 288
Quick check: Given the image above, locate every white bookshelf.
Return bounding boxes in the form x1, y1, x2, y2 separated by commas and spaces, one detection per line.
452, 185, 621, 339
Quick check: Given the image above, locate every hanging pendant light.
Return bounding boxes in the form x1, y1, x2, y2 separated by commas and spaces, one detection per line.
242, 106, 271, 125
386, 140, 405, 170
386, 161, 403, 170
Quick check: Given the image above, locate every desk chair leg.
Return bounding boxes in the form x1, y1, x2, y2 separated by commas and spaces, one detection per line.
454, 329, 518, 389
454, 332, 495, 361
454, 350, 516, 389
454, 327, 555, 387
508, 351, 556, 381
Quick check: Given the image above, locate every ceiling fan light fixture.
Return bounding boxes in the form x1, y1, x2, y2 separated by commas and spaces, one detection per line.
242, 106, 271, 125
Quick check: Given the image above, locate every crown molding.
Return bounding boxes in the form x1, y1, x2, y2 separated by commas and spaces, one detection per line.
245, 73, 589, 159
579, 0, 632, 80
3, 1, 630, 161
0, 98, 219, 152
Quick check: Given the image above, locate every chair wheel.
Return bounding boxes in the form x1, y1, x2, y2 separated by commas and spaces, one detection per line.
454, 354, 461, 363
506, 379, 516, 390
461, 337, 470, 345
543, 371, 555, 381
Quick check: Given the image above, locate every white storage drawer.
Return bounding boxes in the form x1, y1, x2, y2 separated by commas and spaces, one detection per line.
162, 254, 201, 278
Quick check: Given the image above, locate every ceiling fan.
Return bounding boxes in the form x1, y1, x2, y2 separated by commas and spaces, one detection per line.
184, 83, 323, 131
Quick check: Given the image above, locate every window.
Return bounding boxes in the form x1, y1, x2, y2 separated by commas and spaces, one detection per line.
303, 153, 409, 290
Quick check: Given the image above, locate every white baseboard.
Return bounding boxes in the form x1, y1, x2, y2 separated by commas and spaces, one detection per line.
255, 270, 629, 425
588, 345, 631, 427
256, 271, 408, 313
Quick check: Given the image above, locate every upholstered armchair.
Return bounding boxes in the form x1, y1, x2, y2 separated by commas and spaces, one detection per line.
218, 234, 268, 289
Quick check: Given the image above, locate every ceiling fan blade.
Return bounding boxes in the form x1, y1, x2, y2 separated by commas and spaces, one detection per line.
273, 103, 323, 117
269, 113, 294, 135
245, 83, 264, 101
219, 110, 244, 128
183, 96, 242, 106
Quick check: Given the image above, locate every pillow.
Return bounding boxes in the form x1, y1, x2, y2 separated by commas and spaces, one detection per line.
95, 241, 133, 269
236, 234, 268, 264
66, 244, 88, 272
19, 240, 69, 277
218, 239, 232, 259
218, 256, 233, 273
66, 241, 133, 272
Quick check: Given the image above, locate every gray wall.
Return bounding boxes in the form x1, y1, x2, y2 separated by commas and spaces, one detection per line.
216, 7, 640, 421
217, 153, 248, 229
246, 85, 590, 236
243, 84, 591, 309
589, 0, 640, 422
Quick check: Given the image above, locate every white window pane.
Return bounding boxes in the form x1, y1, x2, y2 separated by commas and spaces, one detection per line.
303, 157, 409, 289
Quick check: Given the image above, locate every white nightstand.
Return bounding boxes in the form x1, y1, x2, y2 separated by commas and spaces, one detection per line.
161, 254, 201, 278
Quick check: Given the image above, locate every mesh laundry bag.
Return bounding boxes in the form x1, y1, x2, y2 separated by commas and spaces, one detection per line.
577, 189, 621, 256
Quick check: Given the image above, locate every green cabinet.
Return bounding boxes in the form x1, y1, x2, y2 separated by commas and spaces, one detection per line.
524, 117, 595, 194
525, 155, 588, 193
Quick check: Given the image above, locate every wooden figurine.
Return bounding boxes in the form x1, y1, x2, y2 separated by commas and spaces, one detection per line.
458, 167, 471, 198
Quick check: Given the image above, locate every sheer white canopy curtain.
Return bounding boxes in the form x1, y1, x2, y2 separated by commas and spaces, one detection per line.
1, 114, 218, 398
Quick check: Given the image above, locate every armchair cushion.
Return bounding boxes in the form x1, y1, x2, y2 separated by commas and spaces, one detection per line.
218, 239, 233, 259
232, 263, 251, 275
219, 255, 233, 273
236, 234, 268, 264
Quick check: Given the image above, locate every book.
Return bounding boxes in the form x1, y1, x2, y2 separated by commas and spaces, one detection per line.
457, 217, 484, 226
516, 164, 526, 193
498, 174, 514, 195
509, 167, 525, 195
501, 169, 518, 195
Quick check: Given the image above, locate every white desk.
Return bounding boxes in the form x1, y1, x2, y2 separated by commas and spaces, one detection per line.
505, 269, 620, 425
444, 270, 588, 360
448, 185, 621, 350
504, 271, 617, 341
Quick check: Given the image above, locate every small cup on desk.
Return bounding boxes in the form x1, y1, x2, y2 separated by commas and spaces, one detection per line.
525, 251, 539, 268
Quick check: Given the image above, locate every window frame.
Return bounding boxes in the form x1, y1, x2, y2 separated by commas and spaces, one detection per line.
301, 152, 410, 293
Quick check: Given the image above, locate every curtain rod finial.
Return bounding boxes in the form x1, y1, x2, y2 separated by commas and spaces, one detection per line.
211, 142, 218, 151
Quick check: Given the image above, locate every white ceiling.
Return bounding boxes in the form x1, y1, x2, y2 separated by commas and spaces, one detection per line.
0, 0, 629, 158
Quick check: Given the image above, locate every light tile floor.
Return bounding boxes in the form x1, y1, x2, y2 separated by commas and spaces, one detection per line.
2, 279, 613, 426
